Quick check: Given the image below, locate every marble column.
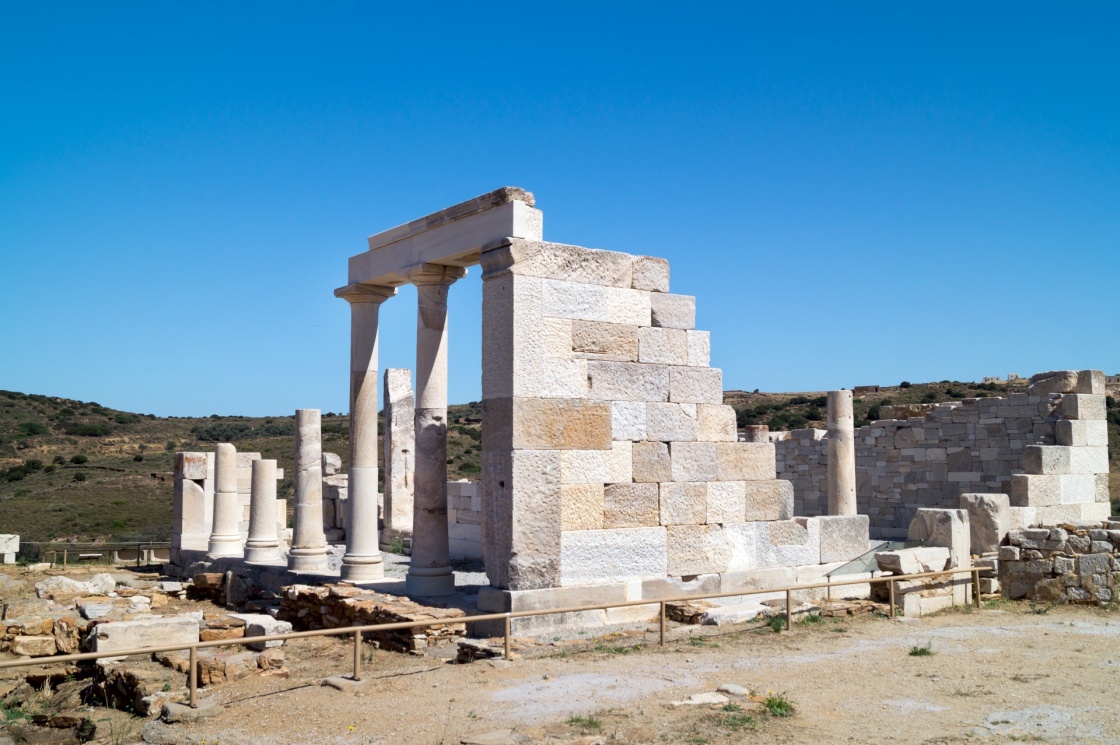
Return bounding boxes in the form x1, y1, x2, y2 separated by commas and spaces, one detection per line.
335, 283, 396, 581
380, 368, 415, 550
244, 459, 281, 563
207, 443, 243, 557
288, 409, 328, 572
405, 264, 465, 597
827, 390, 858, 516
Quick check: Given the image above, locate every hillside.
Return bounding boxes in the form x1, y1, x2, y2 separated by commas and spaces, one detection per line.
1, 379, 1116, 544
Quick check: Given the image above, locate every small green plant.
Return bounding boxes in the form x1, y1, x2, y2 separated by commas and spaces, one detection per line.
567, 714, 603, 731
800, 612, 823, 624
909, 641, 935, 657
762, 691, 794, 717
161, 680, 171, 692
688, 635, 717, 647
721, 709, 755, 731
2, 700, 27, 721
594, 644, 641, 655
70, 454, 89, 464
388, 535, 406, 554
73, 472, 87, 482
767, 614, 786, 633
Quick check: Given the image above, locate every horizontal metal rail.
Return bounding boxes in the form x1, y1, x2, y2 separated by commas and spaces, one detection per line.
0, 564, 984, 708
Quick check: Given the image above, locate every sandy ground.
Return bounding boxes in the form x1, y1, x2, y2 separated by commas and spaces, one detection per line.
98, 601, 1120, 745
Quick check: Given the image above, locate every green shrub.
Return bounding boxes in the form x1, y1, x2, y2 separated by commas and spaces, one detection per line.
17, 422, 48, 437
73, 472, 87, 482
133, 454, 144, 462
58, 407, 75, 417
52, 455, 66, 465
44, 465, 55, 473
113, 413, 139, 424
65, 423, 112, 436
70, 454, 88, 464
23, 459, 43, 471
900, 381, 912, 388
762, 692, 794, 717
922, 392, 938, 403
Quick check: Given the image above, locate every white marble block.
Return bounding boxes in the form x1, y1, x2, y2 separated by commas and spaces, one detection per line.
650, 293, 696, 330
559, 528, 667, 586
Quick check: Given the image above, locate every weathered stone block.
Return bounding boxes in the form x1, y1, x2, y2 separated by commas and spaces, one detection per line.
175, 452, 209, 480
1055, 419, 1109, 447
743, 480, 794, 521
669, 367, 723, 404
722, 523, 759, 572
646, 402, 698, 441
667, 524, 732, 576
91, 616, 200, 660
230, 614, 293, 650
611, 401, 646, 441
1076, 370, 1105, 395
499, 398, 612, 451
1024, 445, 1072, 475
686, 331, 710, 367
908, 508, 970, 568
603, 483, 660, 528
659, 482, 708, 525
696, 404, 737, 442
1069, 447, 1109, 475
561, 484, 605, 531
876, 546, 951, 575
638, 327, 689, 365
497, 239, 635, 287
650, 293, 695, 329
560, 442, 632, 485
587, 361, 670, 402
1007, 506, 1036, 531
632, 441, 672, 483
631, 255, 670, 292
818, 515, 870, 563
559, 528, 667, 586
572, 321, 638, 361
715, 442, 776, 481
1061, 394, 1106, 421
758, 518, 820, 567
542, 278, 651, 325
1028, 370, 1079, 395
706, 481, 746, 524
959, 493, 1010, 554
670, 441, 718, 482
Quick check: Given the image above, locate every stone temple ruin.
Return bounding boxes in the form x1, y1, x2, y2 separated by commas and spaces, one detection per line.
164, 187, 1113, 632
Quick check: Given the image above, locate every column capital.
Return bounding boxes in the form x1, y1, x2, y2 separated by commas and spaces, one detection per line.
334, 283, 397, 304
406, 263, 467, 287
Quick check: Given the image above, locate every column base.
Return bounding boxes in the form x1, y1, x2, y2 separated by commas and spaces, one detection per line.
340, 555, 385, 582
244, 541, 281, 564
207, 534, 243, 558
287, 547, 328, 572
405, 567, 455, 597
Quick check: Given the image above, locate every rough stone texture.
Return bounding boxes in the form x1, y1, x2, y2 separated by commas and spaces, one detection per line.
91, 616, 200, 659
586, 361, 669, 402
611, 400, 647, 441
230, 613, 293, 650
650, 293, 696, 330
560, 484, 605, 531
631, 255, 670, 292
875, 546, 951, 575
382, 368, 415, 539
743, 480, 795, 521
1000, 522, 1120, 603
659, 482, 708, 525
696, 404, 737, 442
669, 442, 718, 482
959, 493, 1011, 554
559, 528, 667, 586
632, 441, 672, 483
818, 515, 870, 563
1028, 370, 1080, 395
715, 443, 776, 481
669, 367, 722, 404
646, 402, 697, 442
666, 524, 732, 576
638, 327, 688, 365
908, 508, 970, 568
572, 321, 638, 362
706, 481, 746, 524
603, 483, 660, 528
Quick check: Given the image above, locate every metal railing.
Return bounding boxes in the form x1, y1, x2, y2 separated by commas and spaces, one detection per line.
24, 541, 172, 568
0, 565, 984, 709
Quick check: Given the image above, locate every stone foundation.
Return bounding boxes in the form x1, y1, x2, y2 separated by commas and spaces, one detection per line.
998, 520, 1120, 604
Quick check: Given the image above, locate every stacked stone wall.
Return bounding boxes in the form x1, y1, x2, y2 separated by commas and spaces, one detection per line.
776, 371, 1110, 538
999, 521, 1120, 604
447, 480, 481, 560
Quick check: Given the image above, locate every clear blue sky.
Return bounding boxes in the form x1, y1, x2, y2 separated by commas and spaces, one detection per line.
2, 3, 1117, 417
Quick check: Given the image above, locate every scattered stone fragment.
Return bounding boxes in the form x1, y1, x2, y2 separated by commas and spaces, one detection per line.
717, 683, 750, 696
669, 692, 730, 707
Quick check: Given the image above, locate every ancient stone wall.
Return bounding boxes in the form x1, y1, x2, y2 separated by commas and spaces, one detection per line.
477, 238, 868, 610
998, 521, 1120, 604
447, 480, 481, 560
775, 371, 1110, 538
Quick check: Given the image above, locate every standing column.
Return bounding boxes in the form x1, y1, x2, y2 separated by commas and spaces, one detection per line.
288, 409, 328, 572
244, 459, 280, 563
405, 264, 465, 597
827, 390, 858, 516
207, 443, 243, 557
380, 368, 415, 551
335, 283, 396, 581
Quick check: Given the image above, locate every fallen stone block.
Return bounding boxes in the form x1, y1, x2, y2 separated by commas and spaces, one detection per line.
230, 613, 292, 650
669, 692, 729, 708
90, 616, 200, 660
700, 603, 769, 626
875, 547, 950, 575
960, 493, 1010, 554
10, 635, 57, 657
161, 696, 221, 723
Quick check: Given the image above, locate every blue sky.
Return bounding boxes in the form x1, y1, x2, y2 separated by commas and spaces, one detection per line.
2, 3, 1117, 416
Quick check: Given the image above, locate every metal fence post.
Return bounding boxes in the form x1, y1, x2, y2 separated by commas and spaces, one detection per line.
889, 578, 896, 618
972, 568, 982, 609
659, 601, 666, 646
189, 646, 198, 707
785, 588, 792, 631
503, 615, 512, 660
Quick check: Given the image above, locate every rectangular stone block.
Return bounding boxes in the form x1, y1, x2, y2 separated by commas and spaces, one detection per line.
669, 441, 718, 482
560, 442, 632, 485
1068, 447, 1109, 475
1024, 445, 1072, 474
818, 515, 870, 563
491, 398, 612, 451
638, 327, 688, 365
758, 518, 820, 568
542, 278, 651, 326
611, 400, 647, 441
686, 330, 710, 367
639, 574, 721, 601
175, 452, 209, 480
632, 441, 672, 482
908, 508, 969, 568
559, 527, 667, 586
723, 522, 759, 572
669, 367, 723, 404
646, 402, 697, 441
959, 493, 1010, 554
603, 483, 660, 528
667, 524, 732, 576
1076, 370, 1105, 395
631, 255, 670, 292
0, 534, 19, 554
1036, 502, 1111, 524
572, 321, 638, 361
561, 484, 605, 531
1096, 473, 1110, 503
706, 481, 746, 524
715, 442, 776, 481
92, 616, 200, 660
650, 293, 695, 330
1055, 419, 1109, 447
587, 361, 670, 402
493, 239, 635, 287
659, 482, 707, 525
696, 404, 737, 442
1061, 394, 1106, 420
743, 480, 795, 521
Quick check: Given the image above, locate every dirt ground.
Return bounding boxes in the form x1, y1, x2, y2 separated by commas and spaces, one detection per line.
13, 600, 1111, 745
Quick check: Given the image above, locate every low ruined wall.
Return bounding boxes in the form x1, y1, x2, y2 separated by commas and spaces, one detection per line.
776, 374, 1109, 538
447, 480, 481, 561
998, 521, 1120, 604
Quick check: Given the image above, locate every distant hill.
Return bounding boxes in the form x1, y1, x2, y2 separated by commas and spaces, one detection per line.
1, 379, 1114, 543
